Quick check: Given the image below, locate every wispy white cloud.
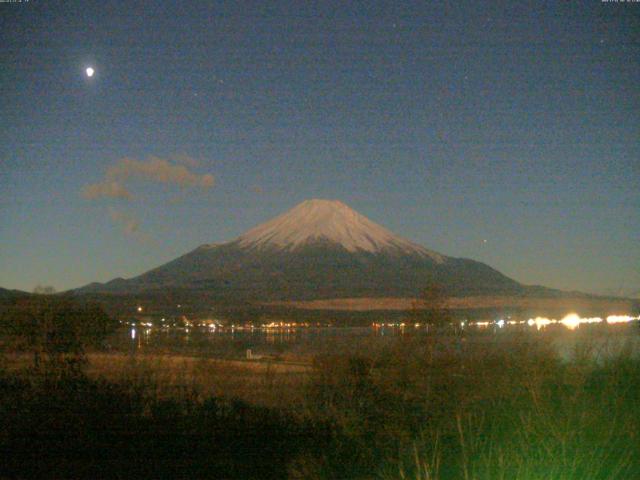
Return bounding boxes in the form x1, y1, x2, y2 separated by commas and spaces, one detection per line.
81, 181, 132, 200
108, 207, 150, 243
109, 207, 139, 235
82, 155, 214, 241
81, 155, 214, 200
105, 156, 214, 188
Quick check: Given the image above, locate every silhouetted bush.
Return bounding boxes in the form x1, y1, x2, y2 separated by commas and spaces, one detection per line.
297, 337, 640, 479
0, 372, 311, 479
0, 294, 118, 378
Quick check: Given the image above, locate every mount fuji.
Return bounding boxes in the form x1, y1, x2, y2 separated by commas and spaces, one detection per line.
78, 199, 532, 301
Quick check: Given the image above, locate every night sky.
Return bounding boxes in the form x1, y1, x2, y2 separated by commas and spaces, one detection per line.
1, 1, 638, 295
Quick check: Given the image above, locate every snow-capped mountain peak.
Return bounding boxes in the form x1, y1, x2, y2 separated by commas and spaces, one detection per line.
236, 199, 445, 261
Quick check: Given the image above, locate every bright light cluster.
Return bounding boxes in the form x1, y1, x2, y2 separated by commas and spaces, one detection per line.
606, 315, 638, 324
527, 317, 554, 330
524, 313, 639, 330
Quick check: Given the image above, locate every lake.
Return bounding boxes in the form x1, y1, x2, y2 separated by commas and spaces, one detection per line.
108, 319, 640, 363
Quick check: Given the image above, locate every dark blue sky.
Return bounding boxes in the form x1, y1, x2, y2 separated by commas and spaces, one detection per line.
1, 0, 638, 295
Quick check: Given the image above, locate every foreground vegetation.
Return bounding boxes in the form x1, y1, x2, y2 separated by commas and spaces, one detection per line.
1, 330, 639, 479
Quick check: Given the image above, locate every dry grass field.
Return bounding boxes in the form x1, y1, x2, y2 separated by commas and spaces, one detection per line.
3, 351, 310, 408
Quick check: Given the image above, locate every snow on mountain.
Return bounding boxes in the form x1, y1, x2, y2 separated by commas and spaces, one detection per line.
236, 199, 445, 262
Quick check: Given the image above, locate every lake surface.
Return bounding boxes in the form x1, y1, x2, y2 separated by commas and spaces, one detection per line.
108, 320, 640, 362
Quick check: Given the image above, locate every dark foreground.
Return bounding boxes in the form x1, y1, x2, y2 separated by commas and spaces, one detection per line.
2, 334, 639, 479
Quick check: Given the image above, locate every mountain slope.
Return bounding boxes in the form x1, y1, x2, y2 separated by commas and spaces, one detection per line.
0, 287, 30, 300
77, 199, 526, 301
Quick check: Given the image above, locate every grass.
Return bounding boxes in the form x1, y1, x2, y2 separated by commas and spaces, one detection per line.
3, 351, 310, 407
88, 352, 310, 407
1, 328, 639, 479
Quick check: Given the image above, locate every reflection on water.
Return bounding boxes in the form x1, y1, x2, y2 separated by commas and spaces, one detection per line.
118, 326, 376, 348
108, 316, 640, 362
112, 326, 380, 359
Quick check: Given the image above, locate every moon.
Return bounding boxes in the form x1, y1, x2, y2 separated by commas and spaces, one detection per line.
85, 67, 95, 78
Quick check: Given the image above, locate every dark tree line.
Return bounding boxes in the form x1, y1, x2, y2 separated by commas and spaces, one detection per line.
0, 292, 118, 377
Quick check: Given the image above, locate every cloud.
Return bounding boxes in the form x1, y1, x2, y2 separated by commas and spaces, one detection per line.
81, 155, 214, 200
82, 155, 214, 241
108, 208, 150, 243
109, 208, 139, 235
106, 156, 214, 188
81, 181, 132, 200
